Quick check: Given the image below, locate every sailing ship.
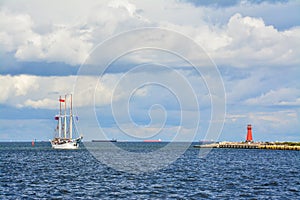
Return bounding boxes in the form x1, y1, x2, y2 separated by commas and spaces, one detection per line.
50, 94, 83, 149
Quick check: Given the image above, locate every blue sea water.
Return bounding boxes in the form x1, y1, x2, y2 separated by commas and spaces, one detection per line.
0, 142, 299, 199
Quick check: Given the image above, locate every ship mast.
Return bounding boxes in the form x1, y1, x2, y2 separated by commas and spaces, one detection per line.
58, 95, 62, 138
64, 94, 67, 138
69, 94, 73, 139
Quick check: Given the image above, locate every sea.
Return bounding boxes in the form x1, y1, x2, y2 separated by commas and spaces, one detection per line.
0, 142, 299, 199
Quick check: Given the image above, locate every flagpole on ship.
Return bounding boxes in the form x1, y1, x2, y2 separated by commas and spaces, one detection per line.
64, 94, 67, 138
69, 94, 73, 139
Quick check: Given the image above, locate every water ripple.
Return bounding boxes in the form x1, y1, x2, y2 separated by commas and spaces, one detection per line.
0, 142, 299, 199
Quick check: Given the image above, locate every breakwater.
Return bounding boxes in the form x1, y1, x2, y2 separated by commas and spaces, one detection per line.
194, 142, 300, 151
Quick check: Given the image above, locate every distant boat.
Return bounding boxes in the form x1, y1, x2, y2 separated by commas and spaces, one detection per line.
91, 139, 117, 142
143, 139, 162, 142
50, 94, 83, 149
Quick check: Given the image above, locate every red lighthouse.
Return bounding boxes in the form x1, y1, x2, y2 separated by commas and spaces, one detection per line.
246, 124, 253, 142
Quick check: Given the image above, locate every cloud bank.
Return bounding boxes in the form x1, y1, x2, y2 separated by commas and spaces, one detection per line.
0, 0, 299, 67
0, 0, 299, 141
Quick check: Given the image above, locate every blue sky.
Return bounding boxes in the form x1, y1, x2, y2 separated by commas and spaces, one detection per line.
0, 0, 299, 142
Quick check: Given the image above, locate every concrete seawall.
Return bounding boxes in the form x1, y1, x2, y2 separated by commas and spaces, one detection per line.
258, 144, 300, 151
194, 142, 300, 151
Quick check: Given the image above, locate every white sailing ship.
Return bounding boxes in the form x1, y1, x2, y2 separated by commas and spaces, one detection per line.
50, 94, 82, 149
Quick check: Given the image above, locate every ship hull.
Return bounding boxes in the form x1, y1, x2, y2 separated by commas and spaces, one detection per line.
50, 141, 79, 149
50, 137, 82, 149
91, 139, 117, 142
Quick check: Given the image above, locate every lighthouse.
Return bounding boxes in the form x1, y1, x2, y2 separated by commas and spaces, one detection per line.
246, 124, 253, 143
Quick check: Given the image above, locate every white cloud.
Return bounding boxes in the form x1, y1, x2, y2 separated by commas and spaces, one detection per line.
248, 110, 299, 134
108, 0, 137, 17
226, 114, 247, 122
124, 1, 300, 67
201, 0, 300, 31
1, 1, 299, 67
15, 27, 93, 65
0, 9, 93, 65
217, 13, 300, 66
0, 74, 39, 103
0, 69, 214, 114
0, 10, 35, 52
23, 98, 57, 109
0, 74, 115, 109
245, 88, 300, 106
0, 70, 201, 109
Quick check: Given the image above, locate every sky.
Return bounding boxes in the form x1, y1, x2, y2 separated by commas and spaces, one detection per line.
0, 0, 299, 142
